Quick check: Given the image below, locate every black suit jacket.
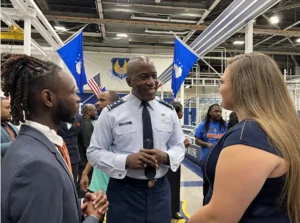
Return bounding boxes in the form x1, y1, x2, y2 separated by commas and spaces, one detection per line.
78, 116, 94, 167
57, 114, 82, 165
1, 125, 97, 223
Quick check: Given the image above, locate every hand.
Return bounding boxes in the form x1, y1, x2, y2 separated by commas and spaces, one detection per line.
81, 201, 89, 218
207, 142, 214, 148
86, 201, 101, 221
87, 199, 109, 219
140, 149, 168, 165
126, 152, 157, 169
80, 174, 89, 193
184, 139, 190, 149
82, 191, 108, 214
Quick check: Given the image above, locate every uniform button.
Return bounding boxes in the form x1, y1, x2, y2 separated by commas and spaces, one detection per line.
118, 174, 122, 177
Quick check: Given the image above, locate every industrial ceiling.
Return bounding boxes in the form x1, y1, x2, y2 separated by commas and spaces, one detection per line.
1, 0, 300, 74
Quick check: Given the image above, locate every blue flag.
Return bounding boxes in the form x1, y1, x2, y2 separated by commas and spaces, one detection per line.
171, 36, 198, 98
57, 31, 87, 94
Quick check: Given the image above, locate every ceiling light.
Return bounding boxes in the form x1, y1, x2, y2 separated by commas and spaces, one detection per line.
145, 29, 190, 35
170, 18, 197, 24
131, 15, 197, 24
270, 15, 279, 24
296, 38, 300, 43
116, 33, 128, 38
233, 40, 245, 45
54, 26, 66, 31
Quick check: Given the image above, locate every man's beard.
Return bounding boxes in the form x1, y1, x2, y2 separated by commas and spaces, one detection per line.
3, 115, 11, 122
55, 100, 75, 123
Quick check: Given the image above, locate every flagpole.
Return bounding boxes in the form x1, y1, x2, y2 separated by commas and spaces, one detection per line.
42, 24, 89, 60
82, 94, 96, 104
180, 85, 184, 125
61, 24, 89, 46
160, 84, 164, 99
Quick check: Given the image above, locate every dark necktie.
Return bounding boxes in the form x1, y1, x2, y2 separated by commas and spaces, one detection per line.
141, 101, 156, 179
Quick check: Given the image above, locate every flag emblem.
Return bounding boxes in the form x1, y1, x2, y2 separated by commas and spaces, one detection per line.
174, 62, 182, 78
75, 54, 82, 75
110, 58, 130, 80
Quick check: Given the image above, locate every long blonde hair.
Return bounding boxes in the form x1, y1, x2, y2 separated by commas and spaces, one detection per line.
227, 52, 300, 222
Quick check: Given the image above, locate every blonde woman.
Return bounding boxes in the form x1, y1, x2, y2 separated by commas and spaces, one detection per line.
189, 52, 300, 223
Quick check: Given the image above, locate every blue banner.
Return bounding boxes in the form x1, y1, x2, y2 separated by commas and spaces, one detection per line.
171, 36, 198, 98
57, 31, 87, 94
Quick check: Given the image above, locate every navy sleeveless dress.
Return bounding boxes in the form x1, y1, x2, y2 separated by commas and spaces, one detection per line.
204, 120, 292, 222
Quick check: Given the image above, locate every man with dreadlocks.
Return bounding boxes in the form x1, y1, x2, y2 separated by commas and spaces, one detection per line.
194, 104, 227, 203
1, 54, 108, 223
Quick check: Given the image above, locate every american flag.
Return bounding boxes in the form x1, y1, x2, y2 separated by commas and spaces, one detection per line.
88, 73, 102, 97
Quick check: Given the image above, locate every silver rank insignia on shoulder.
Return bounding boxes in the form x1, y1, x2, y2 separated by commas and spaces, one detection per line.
107, 98, 125, 111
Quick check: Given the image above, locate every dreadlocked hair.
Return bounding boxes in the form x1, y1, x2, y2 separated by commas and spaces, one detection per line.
1, 53, 61, 125
203, 104, 227, 133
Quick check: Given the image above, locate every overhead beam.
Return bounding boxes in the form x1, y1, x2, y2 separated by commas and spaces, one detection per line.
34, 0, 61, 27
1, 27, 103, 37
82, 47, 300, 56
8, 0, 62, 49
262, 14, 300, 53
101, 2, 207, 11
45, 15, 209, 29
267, 3, 300, 12
2, 44, 300, 56
38, 10, 99, 18
159, 0, 282, 84
101, 3, 204, 17
27, 0, 63, 46
0, 9, 47, 56
183, 0, 221, 42
96, 0, 106, 39
44, 15, 300, 37
254, 20, 300, 47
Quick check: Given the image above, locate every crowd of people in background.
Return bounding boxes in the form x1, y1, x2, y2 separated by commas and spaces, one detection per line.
1, 52, 300, 223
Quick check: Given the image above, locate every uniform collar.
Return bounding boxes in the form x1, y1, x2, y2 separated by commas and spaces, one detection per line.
128, 93, 155, 112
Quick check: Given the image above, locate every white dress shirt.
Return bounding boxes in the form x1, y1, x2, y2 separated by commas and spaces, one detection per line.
87, 93, 185, 180
23, 120, 71, 173
24, 120, 63, 147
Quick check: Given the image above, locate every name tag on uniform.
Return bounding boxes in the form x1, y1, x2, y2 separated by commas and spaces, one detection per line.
119, 121, 132, 126
161, 113, 168, 122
